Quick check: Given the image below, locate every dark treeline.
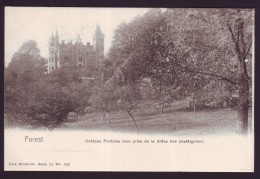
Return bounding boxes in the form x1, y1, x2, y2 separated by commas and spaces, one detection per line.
4, 9, 253, 133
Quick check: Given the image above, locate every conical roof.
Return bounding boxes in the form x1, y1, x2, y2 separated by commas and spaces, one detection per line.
94, 25, 104, 36
49, 33, 54, 42
55, 30, 59, 37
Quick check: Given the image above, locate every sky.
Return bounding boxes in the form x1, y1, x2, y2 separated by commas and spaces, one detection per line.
5, 7, 150, 67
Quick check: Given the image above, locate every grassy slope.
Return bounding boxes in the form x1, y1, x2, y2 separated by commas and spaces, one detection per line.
61, 101, 253, 135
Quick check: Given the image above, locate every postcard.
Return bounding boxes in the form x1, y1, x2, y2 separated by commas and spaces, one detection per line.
4, 7, 254, 172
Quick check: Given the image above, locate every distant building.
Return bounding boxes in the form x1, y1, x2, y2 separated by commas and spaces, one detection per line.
47, 25, 104, 73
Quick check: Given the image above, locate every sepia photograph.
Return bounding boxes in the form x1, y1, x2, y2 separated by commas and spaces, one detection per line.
4, 7, 254, 172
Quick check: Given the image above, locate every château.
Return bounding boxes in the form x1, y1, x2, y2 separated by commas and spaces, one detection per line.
47, 25, 104, 73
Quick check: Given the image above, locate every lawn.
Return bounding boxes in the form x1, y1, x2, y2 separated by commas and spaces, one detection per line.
60, 102, 253, 135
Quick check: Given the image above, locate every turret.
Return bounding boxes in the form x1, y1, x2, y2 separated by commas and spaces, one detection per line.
49, 33, 55, 53
48, 31, 59, 73
77, 34, 81, 42
54, 30, 59, 48
49, 33, 54, 45
75, 34, 83, 45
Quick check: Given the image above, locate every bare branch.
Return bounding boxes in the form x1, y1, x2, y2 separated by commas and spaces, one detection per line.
227, 23, 241, 58
193, 71, 238, 85
227, 23, 236, 43
236, 26, 240, 44
174, 62, 238, 85
243, 40, 252, 60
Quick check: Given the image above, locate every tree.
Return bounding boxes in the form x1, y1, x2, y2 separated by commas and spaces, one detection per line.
5, 41, 92, 128
26, 85, 78, 129
6, 40, 46, 80
25, 69, 91, 129
89, 82, 119, 127
164, 9, 253, 134
4, 40, 47, 126
117, 82, 141, 133
221, 9, 253, 134
100, 59, 116, 82
108, 8, 253, 134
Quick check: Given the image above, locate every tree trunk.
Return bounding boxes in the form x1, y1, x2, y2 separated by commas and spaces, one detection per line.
237, 69, 250, 134
161, 103, 164, 114
107, 112, 110, 127
237, 103, 248, 134
193, 98, 196, 120
128, 111, 139, 133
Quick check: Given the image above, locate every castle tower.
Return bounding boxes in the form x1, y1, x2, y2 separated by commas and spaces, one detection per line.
48, 33, 55, 73
48, 31, 59, 73
54, 30, 59, 49
54, 30, 60, 68
93, 25, 104, 65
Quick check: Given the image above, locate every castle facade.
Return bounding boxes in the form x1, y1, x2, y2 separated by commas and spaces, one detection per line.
47, 25, 104, 73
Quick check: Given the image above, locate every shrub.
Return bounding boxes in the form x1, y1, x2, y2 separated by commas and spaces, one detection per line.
26, 84, 88, 129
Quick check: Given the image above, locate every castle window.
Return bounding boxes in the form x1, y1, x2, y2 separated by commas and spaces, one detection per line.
79, 56, 82, 62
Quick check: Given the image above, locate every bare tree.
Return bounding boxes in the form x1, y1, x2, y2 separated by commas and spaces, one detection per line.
117, 84, 141, 133
89, 82, 118, 127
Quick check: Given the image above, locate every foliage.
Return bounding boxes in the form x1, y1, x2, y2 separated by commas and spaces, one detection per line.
5, 9, 254, 134
108, 8, 253, 133
25, 83, 87, 129
164, 9, 253, 133
5, 40, 47, 121
5, 40, 91, 129
117, 83, 141, 133
89, 81, 119, 124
